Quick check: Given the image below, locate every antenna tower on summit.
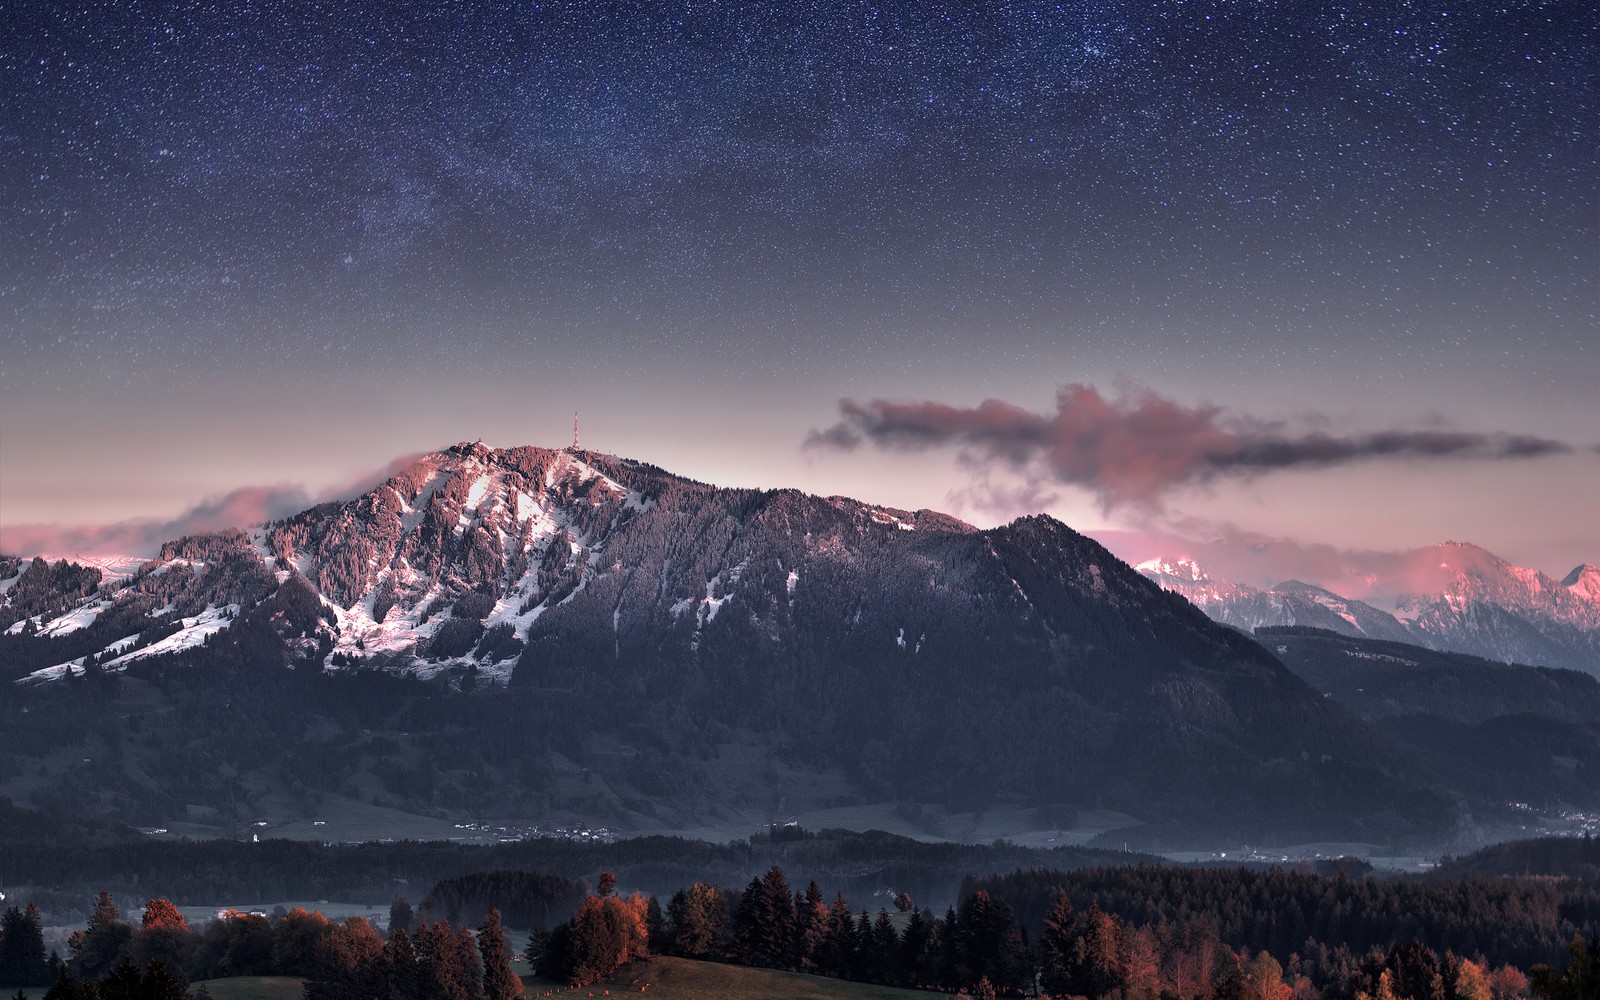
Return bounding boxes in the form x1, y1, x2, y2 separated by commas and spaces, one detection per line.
572, 411, 580, 451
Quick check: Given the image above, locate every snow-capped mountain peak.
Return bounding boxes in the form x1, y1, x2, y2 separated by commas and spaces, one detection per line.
1563, 564, 1600, 602
1136, 543, 1600, 675
1134, 556, 1210, 583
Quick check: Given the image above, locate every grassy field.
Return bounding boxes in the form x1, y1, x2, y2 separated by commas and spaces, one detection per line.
524, 956, 944, 999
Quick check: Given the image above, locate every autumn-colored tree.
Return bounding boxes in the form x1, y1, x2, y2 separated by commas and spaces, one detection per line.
665, 884, 726, 959
1489, 965, 1530, 1000
1244, 951, 1295, 1000
270, 908, 332, 978
795, 881, 828, 972
1454, 958, 1494, 1000
138, 901, 185, 931
414, 920, 481, 1000
557, 894, 650, 987
597, 872, 617, 898
128, 900, 194, 976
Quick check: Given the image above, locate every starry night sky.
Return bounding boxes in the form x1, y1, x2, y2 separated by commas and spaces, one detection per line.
3, 2, 1596, 574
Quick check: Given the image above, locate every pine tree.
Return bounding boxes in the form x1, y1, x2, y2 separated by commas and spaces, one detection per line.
384, 927, 422, 1000
871, 910, 899, 985
478, 909, 522, 1000
389, 896, 413, 938
665, 884, 725, 960
796, 881, 827, 973
1040, 889, 1075, 996
897, 908, 931, 988
68, 892, 132, 981
1531, 936, 1600, 1000
96, 958, 145, 1000
140, 957, 188, 1000
0, 903, 51, 986
41, 967, 95, 1000
1073, 903, 1125, 1000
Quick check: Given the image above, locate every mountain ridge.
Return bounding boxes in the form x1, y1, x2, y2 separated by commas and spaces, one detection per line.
1138, 546, 1600, 675
0, 440, 1459, 845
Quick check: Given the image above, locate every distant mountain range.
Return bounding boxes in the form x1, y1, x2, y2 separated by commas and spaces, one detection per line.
1263, 626, 1600, 815
1137, 547, 1600, 676
0, 442, 1462, 846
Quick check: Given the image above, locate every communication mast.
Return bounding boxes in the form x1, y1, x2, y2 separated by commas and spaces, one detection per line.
572, 411, 580, 451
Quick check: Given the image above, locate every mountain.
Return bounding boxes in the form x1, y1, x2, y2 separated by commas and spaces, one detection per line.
1137, 547, 1600, 675
1262, 626, 1600, 816
1, 443, 1457, 845
1135, 559, 1416, 644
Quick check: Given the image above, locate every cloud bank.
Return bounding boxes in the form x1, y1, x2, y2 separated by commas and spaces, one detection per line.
0, 485, 313, 559
0, 452, 427, 559
807, 383, 1575, 508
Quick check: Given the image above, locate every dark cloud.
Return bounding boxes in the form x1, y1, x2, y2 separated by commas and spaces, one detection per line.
808, 383, 1576, 508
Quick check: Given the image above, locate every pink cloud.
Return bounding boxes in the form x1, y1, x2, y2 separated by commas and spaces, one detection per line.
808, 382, 1576, 509
0, 453, 430, 559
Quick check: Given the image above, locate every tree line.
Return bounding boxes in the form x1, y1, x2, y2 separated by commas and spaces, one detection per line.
8, 862, 1599, 999
532, 864, 1597, 999
0, 891, 524, 1000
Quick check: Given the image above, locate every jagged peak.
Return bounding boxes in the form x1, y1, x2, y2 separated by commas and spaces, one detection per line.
1563, 563, 1600, 601
1562, 563, 1600, 585
1136, 555, 1210, 583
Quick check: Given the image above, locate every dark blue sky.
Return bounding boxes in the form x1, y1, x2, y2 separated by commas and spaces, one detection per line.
3, 2, 1595, 569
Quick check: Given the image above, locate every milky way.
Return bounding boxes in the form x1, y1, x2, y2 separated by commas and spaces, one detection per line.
2, 3, 1595, 566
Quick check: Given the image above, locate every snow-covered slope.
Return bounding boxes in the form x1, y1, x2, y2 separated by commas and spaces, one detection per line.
4, 442, 982, 685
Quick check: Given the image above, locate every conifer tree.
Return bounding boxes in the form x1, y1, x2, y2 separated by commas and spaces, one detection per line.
871, 910, 898, 984
41, 967, 95, 1000
96, 958, 144, 1000
477, 909, 521, 1000
0, 903, 51, 986
384, 927, 422, 1000
796, 881, 827, 973
1040, 889, 1075, 996
389, 896, 413, 938
140, 957, 188, 1000
1531, 936, 1600, 1000
68, 892, 132, 981
898, 908, 931, 987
